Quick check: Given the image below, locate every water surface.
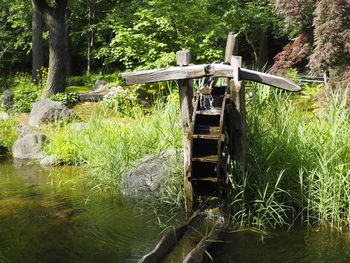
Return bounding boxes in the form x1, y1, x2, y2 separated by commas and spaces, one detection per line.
0, 158, 161, 263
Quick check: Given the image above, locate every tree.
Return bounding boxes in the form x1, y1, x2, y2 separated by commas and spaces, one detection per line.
31, 1, 44, 84
31, 0, 68, 97
272, 0, 350, 85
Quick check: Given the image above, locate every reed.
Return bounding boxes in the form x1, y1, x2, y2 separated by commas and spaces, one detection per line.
228, 84, 350, 230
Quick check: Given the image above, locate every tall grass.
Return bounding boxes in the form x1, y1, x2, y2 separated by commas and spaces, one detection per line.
43, 82, 350, 230
229, 85, 350, 231
43, 92, 183, 197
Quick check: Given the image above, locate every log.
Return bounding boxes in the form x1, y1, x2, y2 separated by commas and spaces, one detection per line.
239, 68, 301, 92
119, 65, 301, 92
119, 64, 233, 85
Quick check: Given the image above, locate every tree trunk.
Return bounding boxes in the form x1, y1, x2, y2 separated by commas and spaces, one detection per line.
31, 0, 68, 97
257, 31, 268, 70
66, 10, 72, 77
87, 0, 96, 73
46, 12, 67, 96
32, 2, 44, 84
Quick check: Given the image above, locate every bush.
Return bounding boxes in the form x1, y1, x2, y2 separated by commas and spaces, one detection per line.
12, 73, 44, 113
100, 86, 137, 115
0, 112, 18, 154
50, 92, 79, 108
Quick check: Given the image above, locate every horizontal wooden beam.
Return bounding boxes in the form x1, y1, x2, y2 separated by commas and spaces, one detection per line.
119, 65, 301, 92
119, 64, 233, 85
239, 68, 301, 92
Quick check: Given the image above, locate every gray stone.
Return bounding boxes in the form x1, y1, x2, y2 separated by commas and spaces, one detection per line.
121, 150, 182, 197
12, 133, 47, 160
28, 99, 78, 127
40, 155, 61, 167
16, 125, 33, 137
92, 79, 108, 93
1, 90, 14, 110
0, 112, 9, 121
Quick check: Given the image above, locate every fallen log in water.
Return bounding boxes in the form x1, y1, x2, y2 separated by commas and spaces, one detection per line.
138, 209, 223, 263
138, 210, 200, 263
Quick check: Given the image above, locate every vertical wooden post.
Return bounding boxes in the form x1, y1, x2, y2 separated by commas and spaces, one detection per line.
176, 50, 194, 213
224, 32, 238, 64
230, 56, 246, 176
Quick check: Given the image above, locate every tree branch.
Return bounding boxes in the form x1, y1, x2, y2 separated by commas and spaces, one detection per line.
31, 0, 53, 21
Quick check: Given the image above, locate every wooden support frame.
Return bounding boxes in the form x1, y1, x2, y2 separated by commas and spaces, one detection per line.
176, 50, 194, 214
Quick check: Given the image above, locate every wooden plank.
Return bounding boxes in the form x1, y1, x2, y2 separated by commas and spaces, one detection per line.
231, 56, 247, 176
177, 50, 194, 214
119, 64, 233, 85
239, 68, 301, 92
224, 32, 238, 63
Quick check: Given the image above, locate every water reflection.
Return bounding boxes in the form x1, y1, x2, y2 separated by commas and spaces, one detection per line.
0, 159, 161, 263
211, 229, 350, 263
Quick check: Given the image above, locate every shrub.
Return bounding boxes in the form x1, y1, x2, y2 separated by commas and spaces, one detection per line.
0, 112, 18, 154
50, 92, 79, 108
100, 86, 137, 115
12, 73, 44, 112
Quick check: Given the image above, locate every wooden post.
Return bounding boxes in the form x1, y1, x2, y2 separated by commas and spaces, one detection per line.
176, 50, 194, 213
230, 56, 246, 176
224, 32, 238, 64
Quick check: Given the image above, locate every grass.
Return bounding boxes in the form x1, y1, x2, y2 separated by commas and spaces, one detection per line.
39, 80, 350, 231
228, 84, 350, 231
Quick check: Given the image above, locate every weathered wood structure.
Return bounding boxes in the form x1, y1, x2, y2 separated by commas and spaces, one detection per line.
120, 32, 300, 263
120, 33, 300, 213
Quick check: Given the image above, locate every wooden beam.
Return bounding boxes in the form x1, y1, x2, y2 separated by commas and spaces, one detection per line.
176, 50, 194, 214
224, 32, 238, 63
239, 68, 301, 92
119, 64, 233, 85
230, 56, 247, 176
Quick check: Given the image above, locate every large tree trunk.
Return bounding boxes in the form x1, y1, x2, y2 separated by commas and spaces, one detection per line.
31, 0, 68, 97
32, 2, 44, 84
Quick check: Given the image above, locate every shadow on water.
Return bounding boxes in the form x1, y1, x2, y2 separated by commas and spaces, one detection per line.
0, 158, 162, 263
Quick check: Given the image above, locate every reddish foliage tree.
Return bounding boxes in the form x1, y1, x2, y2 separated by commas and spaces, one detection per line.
272, 0, 350, 85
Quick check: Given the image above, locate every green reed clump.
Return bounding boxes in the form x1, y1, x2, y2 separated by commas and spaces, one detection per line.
44, 92, 183, 195
229, 85, 350, 230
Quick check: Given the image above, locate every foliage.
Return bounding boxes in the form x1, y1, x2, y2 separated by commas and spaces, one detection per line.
0, 112, 18, 154
11, 73, 44, 112
50, 92, 79, 108
43, 91, 183, 191
229, 85, 350, 230
273, 0, 350, 83
100, 86, 137, 115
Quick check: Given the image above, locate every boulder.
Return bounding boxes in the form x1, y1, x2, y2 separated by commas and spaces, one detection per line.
92, 79, 108, 93
1, 90, 14, 110
16, 125, 33, 137
12, 133, 47, 160
40, 155, 62, 167
120, 150, 182, 197
28, 99, 78, 127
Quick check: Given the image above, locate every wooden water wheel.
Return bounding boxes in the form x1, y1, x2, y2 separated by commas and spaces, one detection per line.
188, 81, 233, 209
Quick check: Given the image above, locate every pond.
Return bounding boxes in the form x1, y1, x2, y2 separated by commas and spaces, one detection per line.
0, 158, 161, 263
1, 158, 350, 263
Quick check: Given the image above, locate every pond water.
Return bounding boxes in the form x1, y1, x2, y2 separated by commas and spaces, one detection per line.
1, 158, 350, 263
0, 158, 162, 263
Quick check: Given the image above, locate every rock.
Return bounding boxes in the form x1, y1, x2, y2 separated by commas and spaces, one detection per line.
16, 126, 33, 137
0, 112, 9, 121
121, 150, 182, 197
28, 99, 78, 127
92, 79, 108, 93
40, 155, 61, 167
1, 90, 14, 110
12, 133, 47, 160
